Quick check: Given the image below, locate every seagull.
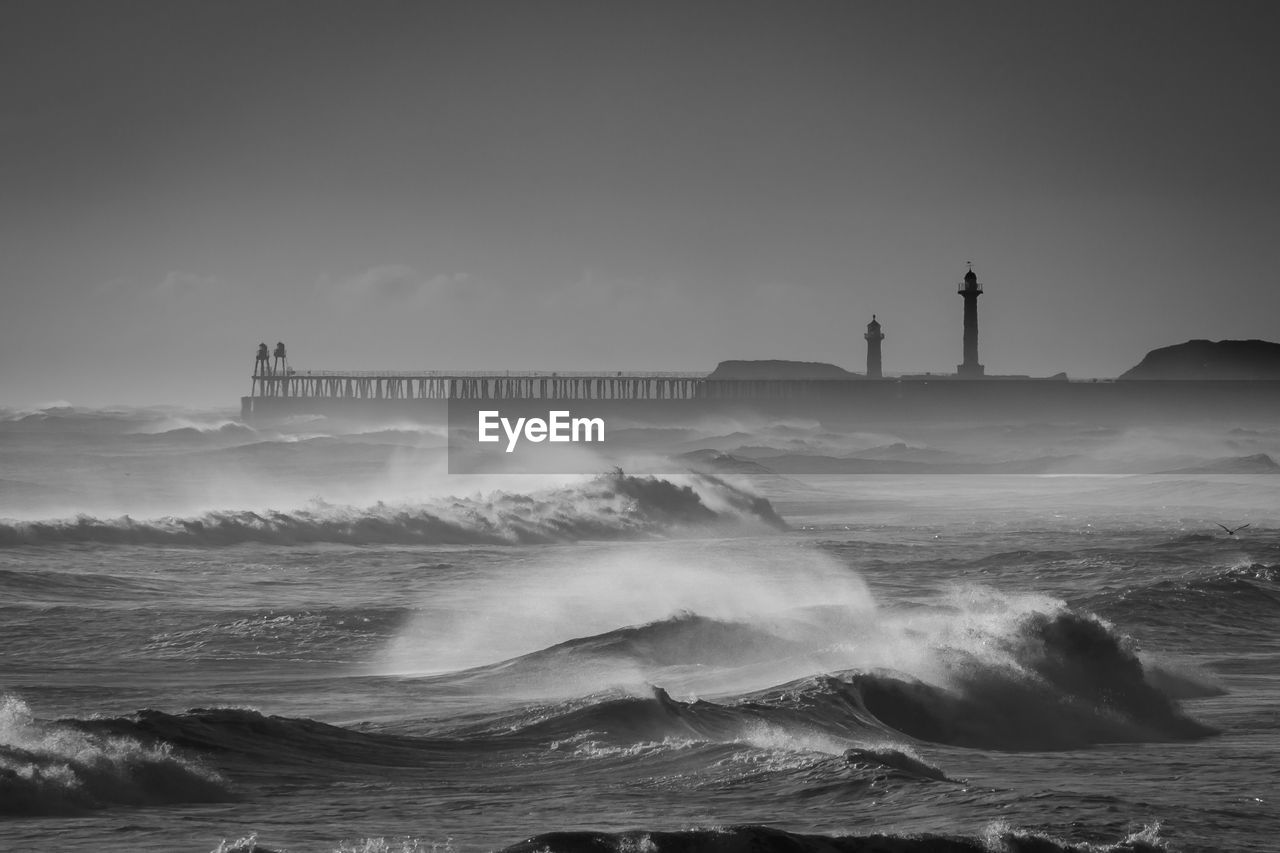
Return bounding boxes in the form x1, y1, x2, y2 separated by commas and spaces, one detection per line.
1217, 523, 1251, 536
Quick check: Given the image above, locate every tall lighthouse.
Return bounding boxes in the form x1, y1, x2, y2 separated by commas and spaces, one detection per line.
864, 315, 885, 378
957, 264, 985, 377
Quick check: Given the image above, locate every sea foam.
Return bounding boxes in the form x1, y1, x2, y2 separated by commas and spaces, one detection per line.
0, 694, 232, 815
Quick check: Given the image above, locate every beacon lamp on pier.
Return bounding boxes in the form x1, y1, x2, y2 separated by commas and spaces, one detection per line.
957, 266, 985, 378
864, 315, 885, 379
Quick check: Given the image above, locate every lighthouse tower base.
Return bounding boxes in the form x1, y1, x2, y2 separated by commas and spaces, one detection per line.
957, 363, 985, 378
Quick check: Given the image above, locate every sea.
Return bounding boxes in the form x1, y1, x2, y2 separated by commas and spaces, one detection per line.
2, 405, 1278, 852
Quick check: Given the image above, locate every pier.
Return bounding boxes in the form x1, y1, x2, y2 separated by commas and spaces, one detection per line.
243, 370, 721, 419
239, 368, 910, 420
247, 370, 709, 403
240, 368, 1280, 425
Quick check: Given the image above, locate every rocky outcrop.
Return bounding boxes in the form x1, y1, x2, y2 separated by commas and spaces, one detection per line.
707, 359, 858, 380
1121, 340, 1280, 380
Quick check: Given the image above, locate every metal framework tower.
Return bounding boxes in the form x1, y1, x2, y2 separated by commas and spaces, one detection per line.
957, 265, 984, 377
864, 315, 885, 378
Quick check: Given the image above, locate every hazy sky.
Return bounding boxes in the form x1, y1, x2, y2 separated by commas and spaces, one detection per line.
2, 0, 1278, 406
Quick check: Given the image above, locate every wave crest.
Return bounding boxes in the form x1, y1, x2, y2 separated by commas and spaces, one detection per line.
0, 695, 232, 815
0, 472, 785, 548
464, 602, 1214, 753
849, 608, 1215, 751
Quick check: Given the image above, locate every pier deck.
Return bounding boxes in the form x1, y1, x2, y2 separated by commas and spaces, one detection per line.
240, 369, 1280, 424
248, 370, 710, 403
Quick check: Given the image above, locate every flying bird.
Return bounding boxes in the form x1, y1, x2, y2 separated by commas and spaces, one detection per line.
1217, 523, 1251, 536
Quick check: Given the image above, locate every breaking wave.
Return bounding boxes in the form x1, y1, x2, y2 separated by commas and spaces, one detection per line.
0, 472, 785, 547
451, 603, 1214, 753
0, 694, 233, 816
845, 610, 1215, 751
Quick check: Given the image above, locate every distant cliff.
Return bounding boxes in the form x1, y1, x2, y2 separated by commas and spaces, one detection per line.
1120, 340, 1280, 380
707, 360, 859, 380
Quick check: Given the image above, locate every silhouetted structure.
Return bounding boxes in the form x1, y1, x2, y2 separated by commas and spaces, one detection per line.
1120, 339, 1280, 380
238, 262, 1280, 426
864, 315, 885, 379
957, 265, 984, 377
707, 360, 856, 380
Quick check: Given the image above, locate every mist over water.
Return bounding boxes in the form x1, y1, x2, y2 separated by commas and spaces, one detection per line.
378, 540, 875, 684
2, 405, 1278, 851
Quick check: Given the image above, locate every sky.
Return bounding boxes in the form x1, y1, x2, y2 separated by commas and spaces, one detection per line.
2, 0, 1278, 407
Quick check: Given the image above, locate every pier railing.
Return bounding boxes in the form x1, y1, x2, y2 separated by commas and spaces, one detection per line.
269, 369, 706, 378
249, 370, 712, 401
249, 368, 1131, 408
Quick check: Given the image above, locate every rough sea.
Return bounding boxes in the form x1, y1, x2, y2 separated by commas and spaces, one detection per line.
2, 406, 1278, 852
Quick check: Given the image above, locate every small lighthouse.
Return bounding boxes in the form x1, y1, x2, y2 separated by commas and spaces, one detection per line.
957, 264, 985, 377
864, 315, 885, 378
